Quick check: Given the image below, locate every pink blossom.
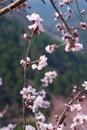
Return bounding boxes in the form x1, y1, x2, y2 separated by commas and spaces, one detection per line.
41, 71, 57, 87
32, 55, 48, 70
65, 42, 83, 52
26, 13, 44, 34
73, 104, 82, 111
32, 95, 50, 113
0, 124, 16, 130
28, 22, 44, 34
54, 12, 60, 20
23, 33, 31, 39
20, 57, 30, 67
39, 89, 46, 98
71, 104, 82, 111
39, 122, 54, 130
35, 112, 45, 122
0, 77, 2, 86
32, 90, 50, 113
45, 123, 54, 130
0, 112, 3, 118
20, 85, 36, 99
70, 113, 87, 129
26, 13, 43, 23
25, 125, 36, 130
56, 23, 64, 32
20, 87, 29, 99
81, 9, 86, 15
67, 7, 73, 13
62, 31, 83, 52
63, 0, 75, 4
80, 22, 87, 30
59, 2, 64, 7
82, 81, 87, 90
73, 86, 80, 93
66, 104, 82, 112
45, 44, 58, 53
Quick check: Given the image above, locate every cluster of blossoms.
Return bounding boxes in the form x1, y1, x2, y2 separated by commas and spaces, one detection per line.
25, 124, 64, 130
67, 82, 87, 130
0, 124, 16, 130
55, 14, 83, 52
41, 71, 57, 87
26, 13, 44, 35
55, 26, 83, 52
20, 85, 36, 100
33, 91, 50, 113
34, 111, 64, 130
62, 31, 83, 52
70, 113, 87, 129
22, 80, 87, 130
53, 0, 87, 53
20, 55, 48, 70
20, 86, 50, 113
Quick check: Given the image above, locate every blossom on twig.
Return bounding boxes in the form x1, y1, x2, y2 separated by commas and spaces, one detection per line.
20, 57, 31, 67
26, 13, 44, 34
32, 55, 48, 70
45, 44, 58, 54
41, 70, 57, 87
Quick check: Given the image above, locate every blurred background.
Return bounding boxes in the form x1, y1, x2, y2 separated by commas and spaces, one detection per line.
0, 0, 87, 129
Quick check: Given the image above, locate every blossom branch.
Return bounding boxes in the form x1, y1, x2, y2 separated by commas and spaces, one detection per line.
50, 0, 71, 33
56, 89, 86, 128
0, 0, 26, 15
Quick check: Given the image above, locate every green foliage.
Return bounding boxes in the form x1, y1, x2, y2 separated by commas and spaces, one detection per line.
0, 15, 25, 108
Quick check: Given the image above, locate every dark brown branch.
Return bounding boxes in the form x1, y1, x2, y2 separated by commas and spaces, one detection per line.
56, 90, 85, 128
0, 0, 26, 15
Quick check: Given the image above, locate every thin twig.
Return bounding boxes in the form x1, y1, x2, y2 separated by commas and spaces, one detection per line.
22, 32, 34, 130
50, 0, 71, 33
75, 0, 84, 22
25, 32, 34, 59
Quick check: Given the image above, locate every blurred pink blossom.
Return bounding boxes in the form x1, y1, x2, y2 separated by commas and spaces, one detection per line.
82, 81, 87, 90
25, 125, 36, 130
45, 44, 58, 54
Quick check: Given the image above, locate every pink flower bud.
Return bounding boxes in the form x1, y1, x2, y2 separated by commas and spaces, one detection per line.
23, 33, 31, 39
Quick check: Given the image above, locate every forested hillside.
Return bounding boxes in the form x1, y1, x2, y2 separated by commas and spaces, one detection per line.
0, 14, 87, 122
